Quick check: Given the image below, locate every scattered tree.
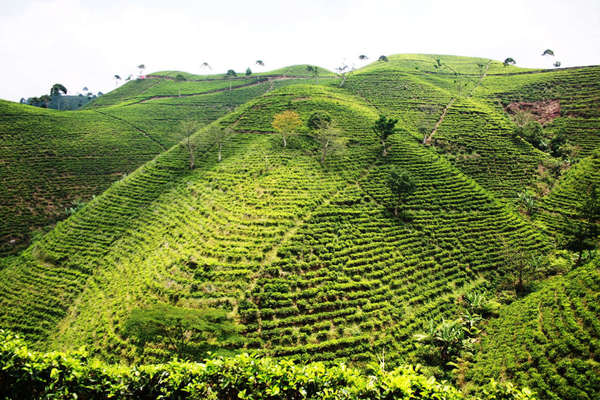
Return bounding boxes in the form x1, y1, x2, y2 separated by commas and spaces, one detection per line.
502, 242, 547, 294
307, 111, 331, 131
310, 118, 346, 165
122, 303, 241, 360
175, 74, 187, 82
200, 62, 212, 71
245, 67, 252, 76
553, 61, 562, 68
206, 125, 233, 162
50, 83, 67, 97
336, 63, 353, 87
226, 69, 237, 90
359, 54, 368, 61
372, 114, 398, 157
255, 60, 264, 67
272, 110, 302, 147
137, 64, 146, 76
541, 49, 555, 56
503, 57, 516, 67
560, 184, 600, 265
180, 120, 200, 169
125, 74, 133, 82
306, 65, 319, 83
114, 74, 121, 86
378, 55, 389, 62
387, 167, 416, 217
39, 95, 51, 108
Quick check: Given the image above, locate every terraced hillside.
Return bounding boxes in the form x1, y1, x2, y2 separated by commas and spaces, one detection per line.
0, 68, 333, 254
343, 54, 600, 202
468, 259, 600, 399
0, 82, 549, 367
1, 55, 599, 398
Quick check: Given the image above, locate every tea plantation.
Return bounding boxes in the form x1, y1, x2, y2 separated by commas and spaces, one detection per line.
0, 69, 331, 254
1, 54, 599, 399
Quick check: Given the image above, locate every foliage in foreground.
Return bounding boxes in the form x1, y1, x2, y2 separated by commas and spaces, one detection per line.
0, 330, 534, 400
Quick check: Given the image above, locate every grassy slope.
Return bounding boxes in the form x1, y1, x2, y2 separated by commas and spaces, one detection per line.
468, 259, 600, 399
0, 100, 163, 254
344, 55, 600, 205
1, 70, 323, 254
0, 84, 548, 368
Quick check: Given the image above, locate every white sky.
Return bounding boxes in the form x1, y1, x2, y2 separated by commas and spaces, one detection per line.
1, 0, 599, 102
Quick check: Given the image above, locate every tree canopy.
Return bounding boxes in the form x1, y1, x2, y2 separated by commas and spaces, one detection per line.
272, 110, 302, 147
372, 114, 398, 157
122, 303, 241, 360
388, 167, 416, 216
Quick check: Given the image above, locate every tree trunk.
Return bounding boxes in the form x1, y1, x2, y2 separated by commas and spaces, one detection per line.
283, 135, 287, 148
187, 137, 195, 169
218, 143, 222, 162
321, 141, 329, 164
394, 206, 398, 216
381, 139, 387, 156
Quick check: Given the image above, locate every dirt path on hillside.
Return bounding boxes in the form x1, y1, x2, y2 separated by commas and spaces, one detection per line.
423, 61, 490, 145
128, 76, 304, 105
94, 110, 167, 151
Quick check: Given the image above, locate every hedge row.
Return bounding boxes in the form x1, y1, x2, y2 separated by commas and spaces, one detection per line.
0, 330, 534, 400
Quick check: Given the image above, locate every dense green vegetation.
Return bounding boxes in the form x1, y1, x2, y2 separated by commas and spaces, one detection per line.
0, 71, 330, 254
1, 330, 537, 400
1, 54, 600, 398
468, 259, 600, 399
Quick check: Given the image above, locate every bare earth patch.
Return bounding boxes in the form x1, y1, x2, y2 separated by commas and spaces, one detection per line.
505, 99, 560, 125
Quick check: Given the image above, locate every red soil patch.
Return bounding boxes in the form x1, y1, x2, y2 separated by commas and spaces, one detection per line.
505, 99, 560, 125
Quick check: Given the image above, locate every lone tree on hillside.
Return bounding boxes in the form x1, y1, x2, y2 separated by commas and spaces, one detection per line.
560, 183, 600, 265
50, 83, 67, 97
256, 60, 264, 67
181, 120, 200, 169
226, 69, 237, 90
336, 63, 353, 87
114, 74, 121, 86
201, 62, 212, 71
554, 61, 562, 68
388, 167, 416, 217
503, 57, 516, 67
307, 111, 331, 131
306, 65, 319, 83
123, 303, 241, 360
378, 55, 389, 62
137, 64, 146, 76
542, 49, 555, 56
359, 54, 368, 61
272, 110, 302, 148
372, 114, 398, 157
206, 125, 233, 162
245, 67, 252, 76
308, 113, 346, 164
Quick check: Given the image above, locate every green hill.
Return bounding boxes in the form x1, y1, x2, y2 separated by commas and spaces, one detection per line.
1, 54, 599, 398
0, 70, 330, 254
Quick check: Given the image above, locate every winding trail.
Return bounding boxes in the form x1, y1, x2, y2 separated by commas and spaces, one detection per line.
94, 110, 167, 151
423, 61, 490, 145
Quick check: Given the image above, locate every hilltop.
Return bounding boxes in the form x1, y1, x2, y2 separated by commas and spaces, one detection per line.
1, 54, 599, 399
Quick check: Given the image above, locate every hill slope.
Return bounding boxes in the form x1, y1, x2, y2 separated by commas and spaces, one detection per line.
1, 83, 548, 367
0, 69, 332, 254
468, 259, 600, 399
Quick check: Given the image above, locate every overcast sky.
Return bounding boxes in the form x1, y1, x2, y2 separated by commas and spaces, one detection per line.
1, 0, 599, 102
